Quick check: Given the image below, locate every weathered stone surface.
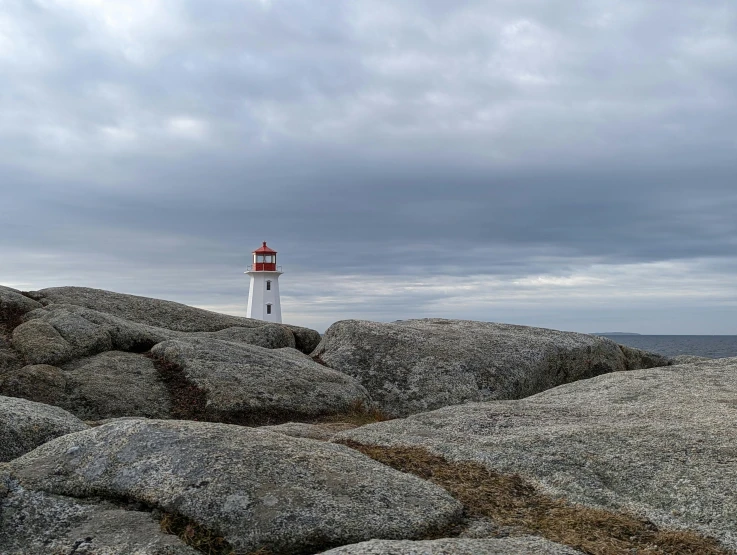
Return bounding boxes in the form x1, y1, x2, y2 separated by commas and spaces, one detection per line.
13, 304, 297, 366
27, 286, 264, 332
313, 319, 671, 417
0, 354, 170, 421
284, 323, 322, 355
0, 364, 68, 406
202, 323, 296, 349
338, 357, 737, 551
319, 537, 582, 554
7, 419, 463, 554
151, 338, 371, 424
12, 318, 74, 365
0, 480, 197, 555
0, 344, 21, 376
26, 286, 322, 353
671, 354, 713, 364
62, 352, 172, 420
0, 285, 41, 330
260, 421, 361, 441
0, 395, 87, 462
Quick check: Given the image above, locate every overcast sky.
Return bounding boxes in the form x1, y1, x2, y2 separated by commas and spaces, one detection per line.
2, 0, 737, 333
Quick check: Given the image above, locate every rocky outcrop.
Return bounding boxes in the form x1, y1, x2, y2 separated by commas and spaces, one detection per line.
11, 304, 297, 366
151, 338, 371, 425
337, 357, 737, 551
26, 286, 320, 353
61, 352, 171, 420
5, 419, 463, 554
313, 319, 671, 417
0, 395, 87, 462
319, 537, 582, 554
0, 480, 197, 555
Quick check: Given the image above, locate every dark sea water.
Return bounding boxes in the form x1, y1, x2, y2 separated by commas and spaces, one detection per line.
599, 335, 737, 359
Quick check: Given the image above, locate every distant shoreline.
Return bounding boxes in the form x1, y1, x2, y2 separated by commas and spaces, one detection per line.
593, 332, 641, 336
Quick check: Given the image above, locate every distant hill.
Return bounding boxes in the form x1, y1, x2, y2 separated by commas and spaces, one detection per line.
593, 332, 642, 336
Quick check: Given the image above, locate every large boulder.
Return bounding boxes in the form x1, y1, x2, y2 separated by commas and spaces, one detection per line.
319, 537, 582, 554
60, 352, 171, 420
337, 357, 737, 551
0, 480, 197, 555
151, 338, 372, 425
26, 286, 321, 353
5, 419, 462, 554
313, 319, 671, 416
0, 395, 87, 462
0, 364, 68, 407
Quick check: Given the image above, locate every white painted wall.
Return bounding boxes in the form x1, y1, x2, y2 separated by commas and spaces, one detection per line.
246, 271, 282, 323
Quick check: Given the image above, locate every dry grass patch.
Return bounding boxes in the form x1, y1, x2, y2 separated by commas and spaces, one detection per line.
160, 512, 235, 555
317, 399, 392, 426
342, 442, 731, 555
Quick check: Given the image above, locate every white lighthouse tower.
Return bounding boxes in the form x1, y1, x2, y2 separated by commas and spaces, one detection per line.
246, 241, 283, 323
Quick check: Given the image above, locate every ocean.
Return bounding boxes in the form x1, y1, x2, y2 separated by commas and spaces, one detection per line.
599, 335, 737, 359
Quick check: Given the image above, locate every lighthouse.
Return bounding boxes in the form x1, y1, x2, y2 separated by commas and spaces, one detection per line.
246, 241, 283, 323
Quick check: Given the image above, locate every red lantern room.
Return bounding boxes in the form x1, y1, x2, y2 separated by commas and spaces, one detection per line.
252, 241, 277, 271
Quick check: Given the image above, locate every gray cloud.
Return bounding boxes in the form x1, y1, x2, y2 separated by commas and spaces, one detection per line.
2, 0, 737, 331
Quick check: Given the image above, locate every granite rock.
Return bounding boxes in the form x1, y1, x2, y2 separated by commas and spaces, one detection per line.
6, 419, 463, 554
0, 364, 68, 406
337, 357, 737, 551
319, 537, 582, 554
0, 479, 197, 555
61, 351, 172, 420
260, 421, 361, 441
26, 286, 321, 353
0, 395, 87, 462
12, 304, 296, 366
151, 338, 372, 424
0, 286, 41, 330
313, 319, 671, 417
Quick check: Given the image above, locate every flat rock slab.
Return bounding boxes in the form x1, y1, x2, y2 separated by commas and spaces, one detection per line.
338, 357, 737, 551
313, 319, 670, 417
6, 419, 462, 554
0, 480, 197, 555
0, 395, 87, 462
320, 537, 582, 554
151, 338, 372, 424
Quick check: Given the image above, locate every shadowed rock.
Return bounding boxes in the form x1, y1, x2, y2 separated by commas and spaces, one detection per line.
337, 357, 737, 551
319, 537, 582, 554
313, 319, 671, 416
0, 395, 87, 462
151, 338, 372, 424
6, 419, 462, 554
0, 286, 41, 330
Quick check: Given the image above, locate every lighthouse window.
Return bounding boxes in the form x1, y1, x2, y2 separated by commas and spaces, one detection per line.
266, 304, 272, 315
266, 280, 271, 291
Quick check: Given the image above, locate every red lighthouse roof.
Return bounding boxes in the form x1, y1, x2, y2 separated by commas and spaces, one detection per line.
253, 241, 277, 254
